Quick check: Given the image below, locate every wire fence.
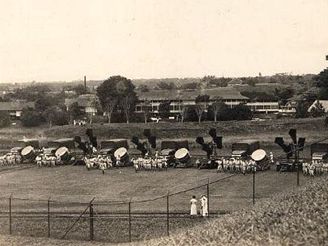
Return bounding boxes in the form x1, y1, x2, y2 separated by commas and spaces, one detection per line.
0, 169, 313, 243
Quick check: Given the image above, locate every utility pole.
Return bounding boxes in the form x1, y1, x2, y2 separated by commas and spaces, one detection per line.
84, 76, 87, 92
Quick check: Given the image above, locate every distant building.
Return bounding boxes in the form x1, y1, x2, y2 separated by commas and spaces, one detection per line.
227, 78, 245, 87
65, 94, 99, 115
0, 101, 35, 119
135, 88, 249, 114
278, 101, 297, 115
308, 100, 328, 113
246, 102, 279, 114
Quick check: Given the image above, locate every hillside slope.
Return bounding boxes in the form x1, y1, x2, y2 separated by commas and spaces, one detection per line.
136, 176, 328, 246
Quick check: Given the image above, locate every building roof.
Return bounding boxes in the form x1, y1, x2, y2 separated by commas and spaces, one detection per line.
228, 78, 244, 85
0, 101, 35, 111
137, 88, 249, 101
65, 94, 99, 108
308, 100, 328, 112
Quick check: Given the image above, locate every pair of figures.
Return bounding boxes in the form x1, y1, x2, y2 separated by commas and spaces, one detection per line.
190, 195, 208, 217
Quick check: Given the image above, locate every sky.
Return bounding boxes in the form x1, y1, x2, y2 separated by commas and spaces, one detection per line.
0, 0, 327, 83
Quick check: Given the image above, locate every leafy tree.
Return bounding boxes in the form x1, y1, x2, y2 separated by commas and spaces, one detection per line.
11, 85, 51, 101
318, 88, 328, 100
68, 102, 85, 121
21, 108, 42, 127
139, 100, 151, 123
42, 106, 69, 127
116, 80, 138, 123
158, 100, 171, 119
43, 106, 58, 127
194, 95, 209, 123
179, 103, 189, 122
180, 82, 200, 90
138, 84, 149, 92
121, 96, 133, 123
230, 104, 253, 121
194, 104, 206, 123
0, 111, 10, 128
72, 84, 87, 95
157, 81, 176, 90
201, 76, 229, 87
184, 105, 198, 122
295, 101, 310, 118
210, 101, 227, 122
274, 87, 294, 105
195, 94, 210, 103
35, 95, 54, 113
97, 76, 137, 123
315, 69, 328, 99
315, 68, 328, 88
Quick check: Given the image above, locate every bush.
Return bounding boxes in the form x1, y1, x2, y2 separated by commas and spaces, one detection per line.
216, 104, 252, 121
159, 101, 171, 119
184, 105, 200, 122
53, 110, 69, 126
21, 108, 43, 127
0, 111, 10, 128
231, 104, 253, 120
90, 115, 107, 124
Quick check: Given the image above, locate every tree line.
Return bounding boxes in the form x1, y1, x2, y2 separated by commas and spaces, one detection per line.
1, 68, 327, 128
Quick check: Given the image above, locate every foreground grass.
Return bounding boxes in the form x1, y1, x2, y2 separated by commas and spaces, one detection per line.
138, 176, 328, 246
0, 164, 312, 243
0, 175, 326, 245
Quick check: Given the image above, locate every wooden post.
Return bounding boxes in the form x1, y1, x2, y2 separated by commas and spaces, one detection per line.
89, 202, 94, 241
47, 198, 51, 237
128, 199, 132, 242
166, 192, 170, 236
207, 178, 210, 217
9, 195, 12, 235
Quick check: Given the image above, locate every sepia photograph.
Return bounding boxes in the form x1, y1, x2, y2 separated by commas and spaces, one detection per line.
0, 0, 328, 245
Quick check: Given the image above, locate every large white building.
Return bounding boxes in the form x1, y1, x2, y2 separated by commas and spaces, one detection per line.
246, 102, 280, 114
135, 88, 250, 114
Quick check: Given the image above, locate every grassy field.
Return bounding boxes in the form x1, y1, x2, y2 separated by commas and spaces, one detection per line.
0, 163, 312, 243
0, 117, 325, 243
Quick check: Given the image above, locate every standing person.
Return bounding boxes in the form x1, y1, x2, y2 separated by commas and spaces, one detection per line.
200, 195, 208, 217
190, 195, 198, 217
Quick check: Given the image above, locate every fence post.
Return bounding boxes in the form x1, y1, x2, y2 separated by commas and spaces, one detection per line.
296, 146, 300, 186
207, 178, 210, 217
9, 195, 12, 235
47, 197, 51, 238
89, 202, 94, 241
252, 167, 256, 205
128, 198, 132, 242
166, 191, 170, 236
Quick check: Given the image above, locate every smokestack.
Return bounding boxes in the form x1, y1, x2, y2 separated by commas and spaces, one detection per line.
84, 76, 87, 92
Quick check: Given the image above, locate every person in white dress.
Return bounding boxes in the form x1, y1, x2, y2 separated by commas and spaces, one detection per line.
190, 196, 198, 217
200, 195, 208, 217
